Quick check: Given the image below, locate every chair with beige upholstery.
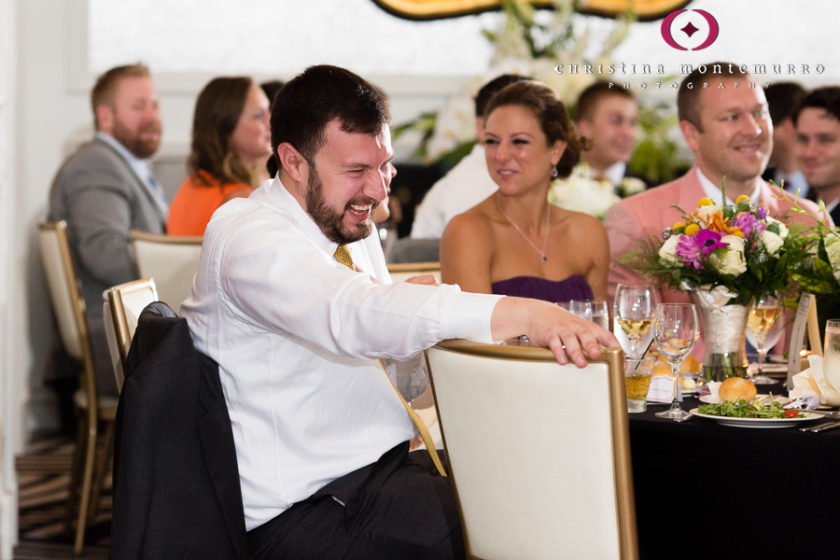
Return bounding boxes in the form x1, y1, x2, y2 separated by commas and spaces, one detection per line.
131, 230, 202, 311
386, 261, 441, 284
103, 278, 159, 393
38, 221, 118, 555
425, 340, 637, 560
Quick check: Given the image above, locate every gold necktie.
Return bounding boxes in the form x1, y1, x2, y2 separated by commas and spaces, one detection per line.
333, 245, 446, 477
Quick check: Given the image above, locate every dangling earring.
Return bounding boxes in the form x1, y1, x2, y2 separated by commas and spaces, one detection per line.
551, 166, 558, 179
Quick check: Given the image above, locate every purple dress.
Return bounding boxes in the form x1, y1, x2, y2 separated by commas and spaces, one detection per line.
491, 275, 593, 304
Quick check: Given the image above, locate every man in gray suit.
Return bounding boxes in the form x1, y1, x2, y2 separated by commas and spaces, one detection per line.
48, 63, 167, 395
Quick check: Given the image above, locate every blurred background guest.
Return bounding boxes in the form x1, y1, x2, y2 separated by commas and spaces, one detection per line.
167, 76, 271, 236
440, 80, 609, 303
574, 81, 642, 190
48, 62, 165, 396
764, 81, 809, 198
795, 86, 840, 223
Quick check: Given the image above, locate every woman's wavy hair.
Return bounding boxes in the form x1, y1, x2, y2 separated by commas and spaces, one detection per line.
188, 76, 255, 187
483, 80, 583, 179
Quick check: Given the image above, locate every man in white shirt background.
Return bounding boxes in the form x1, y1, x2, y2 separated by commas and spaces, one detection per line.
182, 64, 614, 559
574, 81, 644, 191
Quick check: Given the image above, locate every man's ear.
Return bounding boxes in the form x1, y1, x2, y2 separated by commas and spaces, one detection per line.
276, 143, 309, 183
95, 104, 114, 134
679, 119, 701, 153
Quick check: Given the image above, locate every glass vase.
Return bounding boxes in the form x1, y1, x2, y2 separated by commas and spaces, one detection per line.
690, 286, 750, 381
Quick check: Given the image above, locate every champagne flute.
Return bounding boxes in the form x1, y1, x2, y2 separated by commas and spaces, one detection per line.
746, 295, 783, 385
653, 303, 700, 421
614, 284, 656, 358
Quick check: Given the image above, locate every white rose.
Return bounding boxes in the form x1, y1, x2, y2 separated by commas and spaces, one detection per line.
547, 167, 618, 219
760, 230, 784, 256
825, 236, 840, 283
696, 204, 722, 224
765, 217, 789, 238
711, 234, 747, 276
658, 234, 682, 265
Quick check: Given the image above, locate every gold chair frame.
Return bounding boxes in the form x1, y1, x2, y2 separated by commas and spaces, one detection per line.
104, 278, 159, 393
38, 221, 117, 555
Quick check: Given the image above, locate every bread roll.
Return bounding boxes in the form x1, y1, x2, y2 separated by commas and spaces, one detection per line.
718, 377, 757, 402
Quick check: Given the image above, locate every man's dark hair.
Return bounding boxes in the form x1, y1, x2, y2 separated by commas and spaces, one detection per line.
270, 65, 390, 171
574, 81, 634, 122
765, 82, 806, 125
475, 74, 529, 118
677, 62, 750, 130
794, 86, 840, 125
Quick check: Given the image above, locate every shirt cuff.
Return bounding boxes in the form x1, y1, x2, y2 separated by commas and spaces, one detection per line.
438, 288, 503, 344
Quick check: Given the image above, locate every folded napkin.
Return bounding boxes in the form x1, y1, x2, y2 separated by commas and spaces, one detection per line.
791, 355, 840, 407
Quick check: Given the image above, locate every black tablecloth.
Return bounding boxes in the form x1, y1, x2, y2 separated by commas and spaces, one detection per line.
629, 397, 840, 560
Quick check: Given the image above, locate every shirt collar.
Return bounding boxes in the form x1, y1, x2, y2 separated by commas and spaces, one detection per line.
252, 176, 348, 257
584, 161, 626, 186
96, 131, 155, 185
696, 167, 760, 206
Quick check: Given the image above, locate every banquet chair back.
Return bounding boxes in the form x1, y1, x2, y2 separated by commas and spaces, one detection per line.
131, 230, 202, 310
104, 278, 158, 393
425, 341, 637, 560
386, 262, 441, 283
38, 221, 116, 555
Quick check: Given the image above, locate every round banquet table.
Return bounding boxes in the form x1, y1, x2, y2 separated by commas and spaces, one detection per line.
629, 395, 840, 560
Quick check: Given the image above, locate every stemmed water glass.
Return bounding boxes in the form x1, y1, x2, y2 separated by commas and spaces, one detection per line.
614, 284, 657, 358
746, 295, 783, 385
653, 303, 700, 421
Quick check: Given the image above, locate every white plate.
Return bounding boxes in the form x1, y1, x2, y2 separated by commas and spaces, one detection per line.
689, 408, 823, 428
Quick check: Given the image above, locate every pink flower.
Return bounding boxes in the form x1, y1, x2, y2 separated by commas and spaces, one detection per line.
676, 229, 727, 270
734, 212, 766, 238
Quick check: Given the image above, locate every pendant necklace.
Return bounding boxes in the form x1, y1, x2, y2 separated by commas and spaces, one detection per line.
495, 192, 550, 263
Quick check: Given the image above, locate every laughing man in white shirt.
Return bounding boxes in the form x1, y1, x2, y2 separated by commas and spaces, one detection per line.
182, 64, 616, 560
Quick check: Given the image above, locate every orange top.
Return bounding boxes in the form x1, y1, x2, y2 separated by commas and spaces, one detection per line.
167, 171, 252, 236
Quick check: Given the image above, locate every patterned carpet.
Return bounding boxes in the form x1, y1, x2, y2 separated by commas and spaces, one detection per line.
14, 435, 110, 559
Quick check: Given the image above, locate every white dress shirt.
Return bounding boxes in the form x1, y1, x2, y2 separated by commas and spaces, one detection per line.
182, 177, 501, 530
410, 143, 498, 239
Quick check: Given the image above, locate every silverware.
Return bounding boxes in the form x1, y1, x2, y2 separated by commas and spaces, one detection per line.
800, 420, 840, 433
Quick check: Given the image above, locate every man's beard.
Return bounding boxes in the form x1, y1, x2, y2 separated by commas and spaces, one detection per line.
306, 167, 379, 244
112, 119, 161, 159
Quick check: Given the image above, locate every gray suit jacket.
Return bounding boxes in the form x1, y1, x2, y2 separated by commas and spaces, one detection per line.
48, 137, 166, 394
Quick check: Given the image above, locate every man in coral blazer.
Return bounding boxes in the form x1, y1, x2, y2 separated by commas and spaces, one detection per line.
606, 62, 827, 359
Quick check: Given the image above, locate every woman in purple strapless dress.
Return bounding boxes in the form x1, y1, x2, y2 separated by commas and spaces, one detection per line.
440, 80, 609, 304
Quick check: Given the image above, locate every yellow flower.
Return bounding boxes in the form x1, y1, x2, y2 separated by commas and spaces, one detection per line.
735, 195, 750, 204
698, 197, 714, 207
684, 223, 700, 235
673, 221, 685, 229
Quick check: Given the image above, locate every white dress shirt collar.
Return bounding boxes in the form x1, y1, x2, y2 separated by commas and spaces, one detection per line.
696, 167, 761, 206
253, 175, 360, 260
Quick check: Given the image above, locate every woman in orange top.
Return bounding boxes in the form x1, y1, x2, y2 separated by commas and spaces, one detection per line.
167, 76, 272, 236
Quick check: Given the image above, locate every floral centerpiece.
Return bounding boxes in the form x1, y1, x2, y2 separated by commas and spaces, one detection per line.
625, 192, 810, 380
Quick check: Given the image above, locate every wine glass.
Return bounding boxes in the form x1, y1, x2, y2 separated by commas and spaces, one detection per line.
614, 284, 657, 358
746, 295, 783, 385
653, 303, 700, 421
567, 300, 593, 321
